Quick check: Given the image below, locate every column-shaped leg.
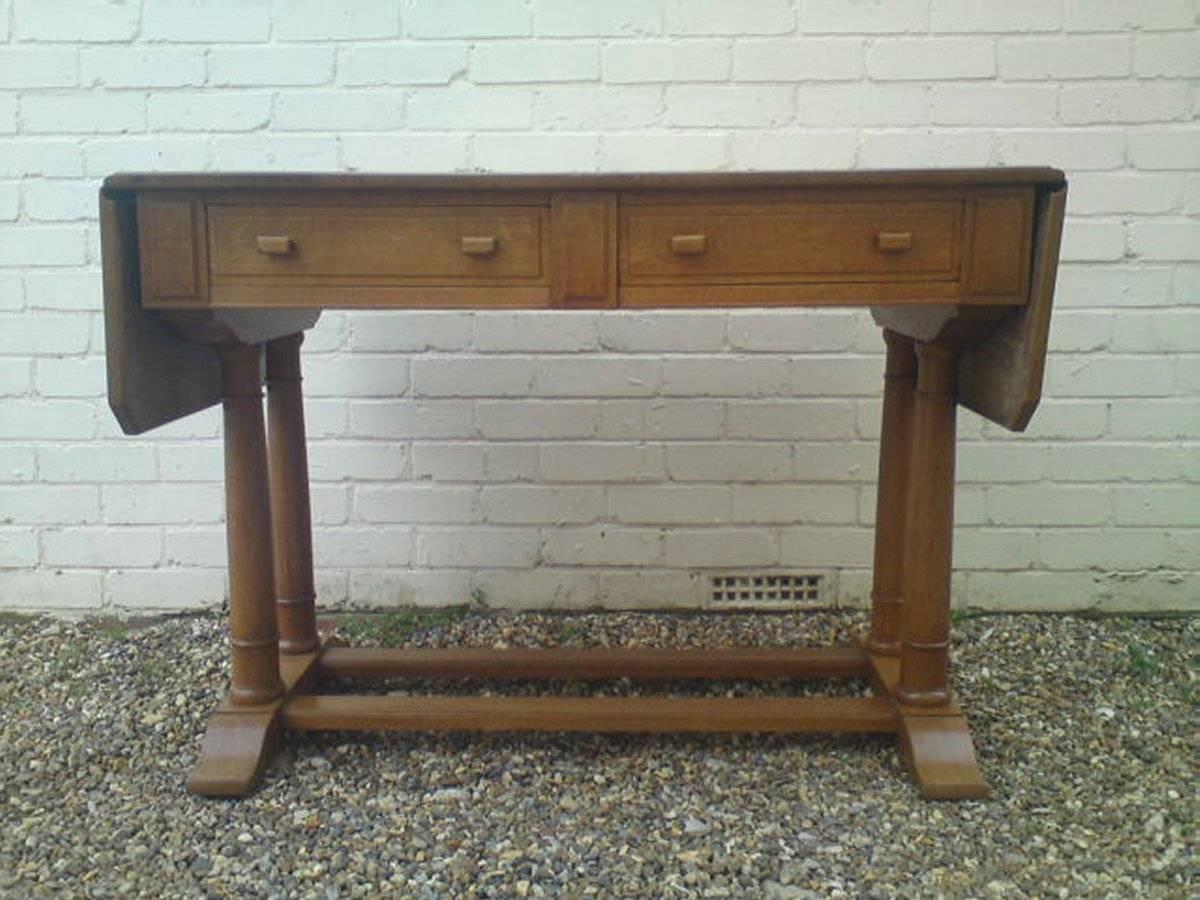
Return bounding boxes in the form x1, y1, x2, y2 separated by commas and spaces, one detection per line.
867, 330, 916, 656
265, 333, 319, 655
896, 340, 958, 708
221, 343, 285, 706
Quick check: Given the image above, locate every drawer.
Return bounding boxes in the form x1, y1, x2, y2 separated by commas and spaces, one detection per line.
622, 200, 962, 283
208, 204, 545, 282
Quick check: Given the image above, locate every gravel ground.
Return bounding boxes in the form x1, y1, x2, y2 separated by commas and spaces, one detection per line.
0, 607, 1194, 899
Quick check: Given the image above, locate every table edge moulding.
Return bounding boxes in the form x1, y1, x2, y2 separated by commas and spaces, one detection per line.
99, 168, 1068, 799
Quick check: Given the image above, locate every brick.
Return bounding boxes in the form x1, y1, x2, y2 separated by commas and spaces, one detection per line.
728, 310, 860, 353
537, 86, 661, 130
303, 355, 409, 397
1059, 221, 1125, 262
211, 133, 339, 170
1060, 83, 1191, 126
859, 129, 995, 168
0, 485, 98, 524
14, 0, 139, 41
39, 443, 156, 482
278, 91, 407, 133
666, 442, 791, 482
542, 526, 662, 566
794, 442, 878, 482
957, 443, 1048, 483
106, 569, 225, 610
474, 134, 599, 173
799, 84, 927, 126
0, 48, 77, 88
1048, 354, 1174, 397
780, 526, 873, 567
735, 38, 862, 81
1134, 33, 1200, 78
532, 357, 661, 397
664, 528, 778, 567
417, 528, 538, 567
33, 355, 103, 397
473, 42, 599, 84
476, 400, 598, 439
0, 140, 82, 178
408, 0, 528, 38
608, 485, 731, 524
82, 47, 204, 88
867, 38, 994, 80
535, 0, 660, 37
148, 93, 270, 132
1129, 221, 1200, 262
348, 568, 473, 607
1054, 265, 1171, 309
0, 445, 35, 483
995, 128, 1125, 171
0, 95, 13, 135
408, 89, 532, 130
102, 484, 222, 525
662, 356, 791, 397
666, 85, 793, 128
727, 400, 855, 441
1067, 173, 1185, 215
356, 485, 481, 523
792, 357, 880, 397
801, 0, 927, 34
1064, 0, 1195, 32
337, 44, 466, 86
988, 485, 1110, 526
412, 357, 532, 397
23, 180, 96, 222
273, 0, 397, 40
211, 46, 336, 86
667, 0, 793, 34
1109, 399, 1199, 440
42, 527, 161, 567
480, 485, 603, 524
0, 227, 88, 267
1047, 311, 1112, 351
0, 399, 96, 439
348, 400, 474, 439
1039, 528, 1170, 571
599, 132, 727, 171
1049, 443, 1184, 483
955, 529, 1037, 571
475, 312, 599, 352
348, 311, 472, 351
598, 312, 725, 352
341, 134, 470, 173
0, 527, 37, 567
83, 137, 209, 177
0, 183, 16, 221
541, 442, 664, 482
998, 36, 1130, 80
595, 399, 724, 440
603, 41, 730, 83
932, 0, 1061, 32
411, 442, 539, 482
21, 94, 144, 135
731, 484, 856, 524
0, 570, 102, 609
1112, 311, 1200, 353
1114, 486, 1200, 527
314, 526, 414, 567
1128, 128, 1200, 171
732, 130, 858, 169
931, 85, 1057, 126
308, 442, 408, 482
471, 568, 601, 609
142, 0, 270, 41
163, 527, 223, 567
0, 357, 27, 394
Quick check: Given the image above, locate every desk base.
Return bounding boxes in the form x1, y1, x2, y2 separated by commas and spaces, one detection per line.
189, 641, 987, 801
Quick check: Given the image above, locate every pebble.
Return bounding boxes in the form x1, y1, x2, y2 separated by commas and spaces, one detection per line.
0, 609, 1193, 897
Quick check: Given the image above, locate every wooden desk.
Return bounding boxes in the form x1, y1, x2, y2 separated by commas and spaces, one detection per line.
100, 170, 1067, 799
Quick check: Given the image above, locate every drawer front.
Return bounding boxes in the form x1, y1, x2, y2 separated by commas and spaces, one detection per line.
622, 200, 961, 283
209, 205, 544, 281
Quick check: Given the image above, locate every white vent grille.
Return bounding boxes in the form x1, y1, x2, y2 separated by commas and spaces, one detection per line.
710, 572, 825, 605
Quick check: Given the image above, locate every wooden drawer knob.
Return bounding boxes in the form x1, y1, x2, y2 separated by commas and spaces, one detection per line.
461, 235, 498, 257
255, 235, 295, 256
670, 234, 707, 256
876, 231, 912, 253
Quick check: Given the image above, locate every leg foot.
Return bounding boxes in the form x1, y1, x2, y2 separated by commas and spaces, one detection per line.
188, 707, 281, 797
898, 713, 989, 800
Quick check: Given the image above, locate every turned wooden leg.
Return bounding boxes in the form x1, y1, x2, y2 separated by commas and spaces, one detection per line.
189, 342, 287, 797
867, 330, 916, 656
266, 333, 319, 655
896, 340, 958, 707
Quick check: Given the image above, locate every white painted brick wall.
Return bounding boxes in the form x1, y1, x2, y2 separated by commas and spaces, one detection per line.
1, 1, 1196, 614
